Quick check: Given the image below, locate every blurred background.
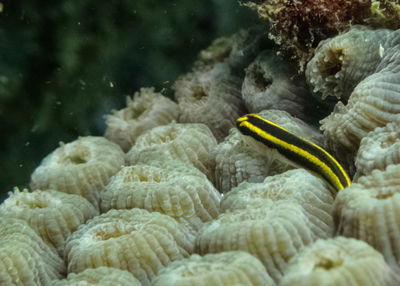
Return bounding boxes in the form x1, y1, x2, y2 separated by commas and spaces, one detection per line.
0, 0, 259, 201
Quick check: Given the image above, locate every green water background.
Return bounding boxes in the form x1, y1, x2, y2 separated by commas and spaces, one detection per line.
0, 0, 258, 201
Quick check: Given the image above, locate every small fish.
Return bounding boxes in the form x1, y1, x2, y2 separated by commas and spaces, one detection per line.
236, 114, 351, 192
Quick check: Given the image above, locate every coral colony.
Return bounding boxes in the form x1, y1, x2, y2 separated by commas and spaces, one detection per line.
1, 1, 400, 285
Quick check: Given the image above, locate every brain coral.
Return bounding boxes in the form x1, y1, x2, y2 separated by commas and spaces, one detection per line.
0, 188, 98, 255
221, 169, 335, 238
30, 136, 125, 210
321, 42, 400, 156
194, 26, 270, 75
306, 26, 391, 101
335, 164, 400, 270
100, 164, 220, 231
197, 169, 333, 283
152, 251, 275, 286
51, 267, 141, 286
280, 237, 400, 286
0, 218, 66, 285
127, 122, 217, 182
242, 50, 313, 121
104, 87, 179, 152
355, 119, 400, 179
174, 62, 246, 142
65, 208, 195, 286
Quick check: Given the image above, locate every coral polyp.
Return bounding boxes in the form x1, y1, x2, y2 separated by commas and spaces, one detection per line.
104, 87, 179, 152
280, 237, 400, 286
100, 164, 220, 230
30, 136, 125, 210
0, 188, 98, 254
51, 267, 141, 286
0, 218, 66, 285
152, 251, 275, 286
4, 3, 400, 283
65, 208, 195, 285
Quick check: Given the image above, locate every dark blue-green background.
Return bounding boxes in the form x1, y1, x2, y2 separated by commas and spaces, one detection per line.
0, 0, 259, 201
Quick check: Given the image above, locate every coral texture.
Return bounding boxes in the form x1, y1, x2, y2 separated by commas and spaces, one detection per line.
355, 119, 400, 179
306, 26, 391, 101
214, 109, 323, 193
280, 237, 400, 286
100, 164, 220, 230
321, 42, 400, 156
51, 267, 141, 286
221, 169, 335, 237
104, 87, 179, 152
242, 50, 312, 121
197, 169, 333, 282
0, 188, 98, 254
127, 122, 217, 182
194, 26, 270, 75
246, 0, 400, 69
152, 251, 275, 286
0, 218, 66, 285
335, 164, 400, 270
30, 136, 125, 210
65, 208, 195, 286
174, 62, 246, 142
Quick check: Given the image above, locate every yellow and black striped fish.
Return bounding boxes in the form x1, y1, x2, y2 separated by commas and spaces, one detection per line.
236, 113, 351, 192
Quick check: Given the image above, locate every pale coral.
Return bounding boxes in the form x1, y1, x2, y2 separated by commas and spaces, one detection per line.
104, 87, 179, 152
280, 237, 400, 286
51, 267, 141, 286
196, 169, 333, 282
242, 50, 313, 121
321, 43, 400, 155
0, 218, 66, 285
152, 251, 275, 286
306, 26, 391, 101
30, 136, 125, 210
221, 169, 335, 238
0, 188, 98, 255
65, 208, 195, 286
127, 122, 217, 182
335, 164, 400, 270
100, 164, 220, 231
194, 26, 270, 75
355, 118, 400, 179
174, 63, 246, 142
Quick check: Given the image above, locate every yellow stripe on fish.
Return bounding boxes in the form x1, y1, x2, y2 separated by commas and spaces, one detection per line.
236, 113, 351, 191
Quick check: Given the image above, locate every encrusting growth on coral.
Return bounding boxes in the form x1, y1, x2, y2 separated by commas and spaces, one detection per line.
280, 237, 400, 286
0, 218, 66, 285
335, 164, 400, 271
104, 87, 179, 152
30, 136, 125, 210
152, 251, 276, 286
51, 267, 141, 286
0, 188, 98, 255
245, 0, 400, 69
65, 208, 195, 286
